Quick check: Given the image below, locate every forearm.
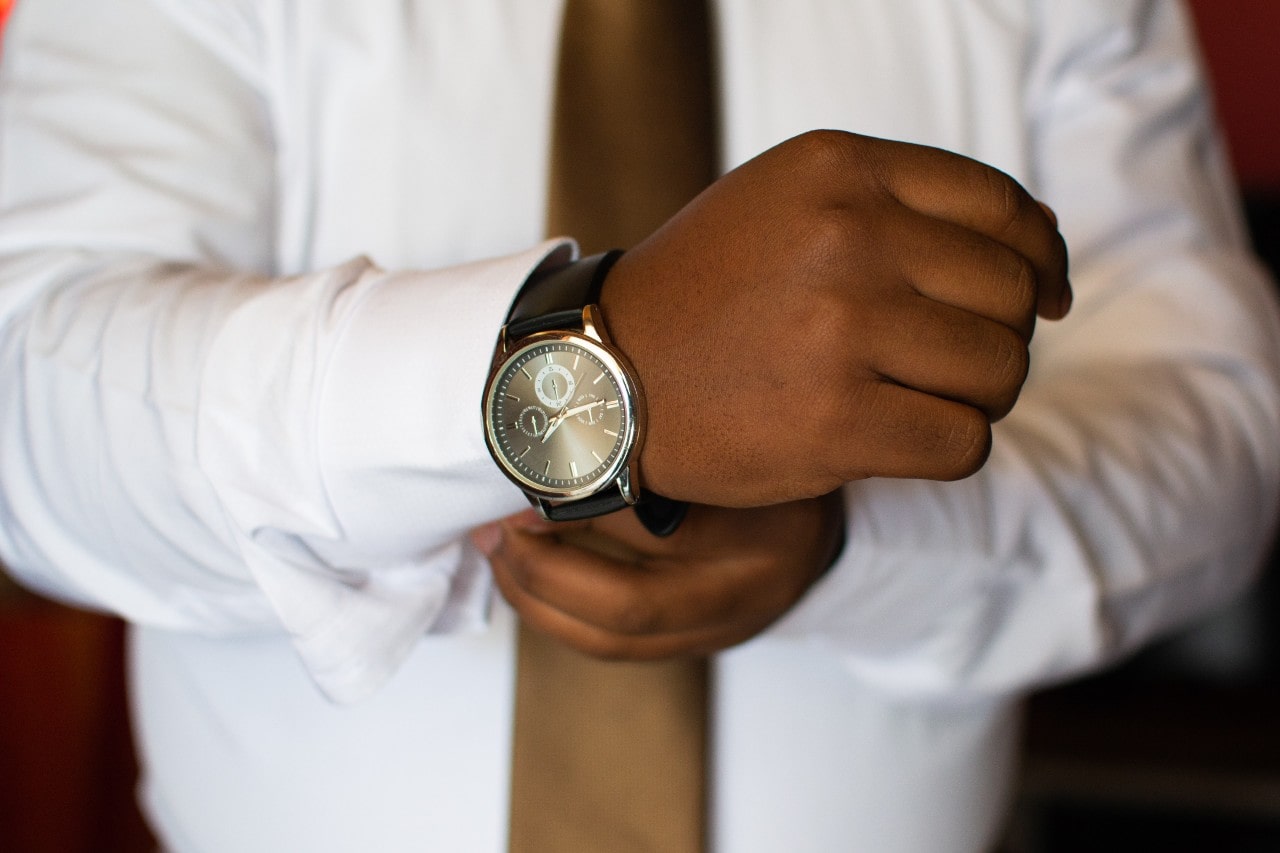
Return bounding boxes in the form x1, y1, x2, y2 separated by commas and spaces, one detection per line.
0, 0, 561, 701
0, 242, 562, 698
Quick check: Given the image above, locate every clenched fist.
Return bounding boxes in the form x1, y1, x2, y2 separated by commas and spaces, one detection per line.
599, 130, 1070, 507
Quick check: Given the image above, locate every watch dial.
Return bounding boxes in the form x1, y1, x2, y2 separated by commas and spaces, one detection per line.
487, 338, 632, 496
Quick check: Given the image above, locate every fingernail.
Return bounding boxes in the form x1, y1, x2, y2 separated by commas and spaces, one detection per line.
470, 522, 503, 557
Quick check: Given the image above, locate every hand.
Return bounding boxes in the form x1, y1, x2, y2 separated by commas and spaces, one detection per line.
470, 493, 845, 660
599, 130, 1071, 507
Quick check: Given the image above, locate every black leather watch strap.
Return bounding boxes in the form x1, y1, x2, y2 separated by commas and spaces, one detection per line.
506, 251, 622, 339
540, 488, 631, 522
541, 490, 688, 538
633, 494, 691, 537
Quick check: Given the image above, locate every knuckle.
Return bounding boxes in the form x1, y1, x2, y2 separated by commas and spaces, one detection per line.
983, 168, 1028, 236
789, 129, 887, 194
985, 330, 1030, 420
799, 285, 860, 359
941, 407, 992, 480
812, 381, 880, 485
800, 206, 867, 269
1003, 252, 1038, 319
990, 324, 1030, 386
790, 128, 859, 168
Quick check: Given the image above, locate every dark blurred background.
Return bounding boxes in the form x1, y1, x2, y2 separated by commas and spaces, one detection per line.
1, 2, 1279, 851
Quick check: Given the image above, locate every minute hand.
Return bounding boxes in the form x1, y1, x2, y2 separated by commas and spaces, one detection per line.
540, 399, 605, 443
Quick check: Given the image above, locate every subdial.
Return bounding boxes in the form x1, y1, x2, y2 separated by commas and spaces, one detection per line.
573, 393, 605, 425
534, 363, 576, 409
517, 406, 549, 437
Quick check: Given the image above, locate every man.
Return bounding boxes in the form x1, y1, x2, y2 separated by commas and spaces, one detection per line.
0, 1, 1277, 851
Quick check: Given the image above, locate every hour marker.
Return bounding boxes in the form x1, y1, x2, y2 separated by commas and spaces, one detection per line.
544, 460, 551, 476
505, 422, 517, 430
605, 400, 620, 409
593, 372, 604, 385
603, 429, 618, 437
591, 451, 603, 463
519, 446, 531, 458
570, 461, 579, 478
572, 355, 580, 370
545, 353, 554, 364
520, 367, 533, 380
505, 393, 519, 401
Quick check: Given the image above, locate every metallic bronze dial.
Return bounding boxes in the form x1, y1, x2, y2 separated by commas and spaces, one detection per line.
485, 334, 635, 499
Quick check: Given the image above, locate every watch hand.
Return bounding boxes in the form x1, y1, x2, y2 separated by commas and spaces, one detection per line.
541, 405, 570, 443
540, 399, 605, 443
562, 400, 605, 419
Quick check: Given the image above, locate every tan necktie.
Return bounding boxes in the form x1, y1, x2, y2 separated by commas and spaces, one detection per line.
508, 2, 718, 851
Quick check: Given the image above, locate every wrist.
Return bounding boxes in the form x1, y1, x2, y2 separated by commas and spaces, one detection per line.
597, 250, 675, 499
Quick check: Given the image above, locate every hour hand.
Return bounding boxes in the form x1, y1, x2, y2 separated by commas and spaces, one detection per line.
541, 406, 570, 443
541, 399, 605, 442
561, 399, 604, 420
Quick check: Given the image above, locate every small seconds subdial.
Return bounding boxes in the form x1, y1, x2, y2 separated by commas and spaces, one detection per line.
534, 362, 576, 409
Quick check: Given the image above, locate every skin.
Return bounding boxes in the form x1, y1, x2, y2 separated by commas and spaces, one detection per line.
474, 130, 1071, 660
474, 494, 844, 660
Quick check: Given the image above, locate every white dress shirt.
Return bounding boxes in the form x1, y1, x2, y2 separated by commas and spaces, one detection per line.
2, 1, 1278, 850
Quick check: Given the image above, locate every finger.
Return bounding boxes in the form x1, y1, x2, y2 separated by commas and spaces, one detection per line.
587, 502, 749, 559
480, 509, 655, 560
889, 208, 1039, 340
873, 143, 1070, 319
863, 293, 1029, 421
490, 519, 721, 638
832, 380, 993, 482
484, 505, 711, 569
486, 523, 748, 658
500, 512, 813, 642
514, 584, 744, 660
1030, 201, 1071, 319
576, 505, 681, 556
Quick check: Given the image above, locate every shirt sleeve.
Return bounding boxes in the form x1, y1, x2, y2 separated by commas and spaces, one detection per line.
0, 0, 553, 702
768, 0, 1280, 700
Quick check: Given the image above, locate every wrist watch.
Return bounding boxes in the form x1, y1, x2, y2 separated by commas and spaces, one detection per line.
482, 251, 687, 536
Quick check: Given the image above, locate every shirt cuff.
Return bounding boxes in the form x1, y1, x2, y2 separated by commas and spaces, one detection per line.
253, 240, 574, 702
